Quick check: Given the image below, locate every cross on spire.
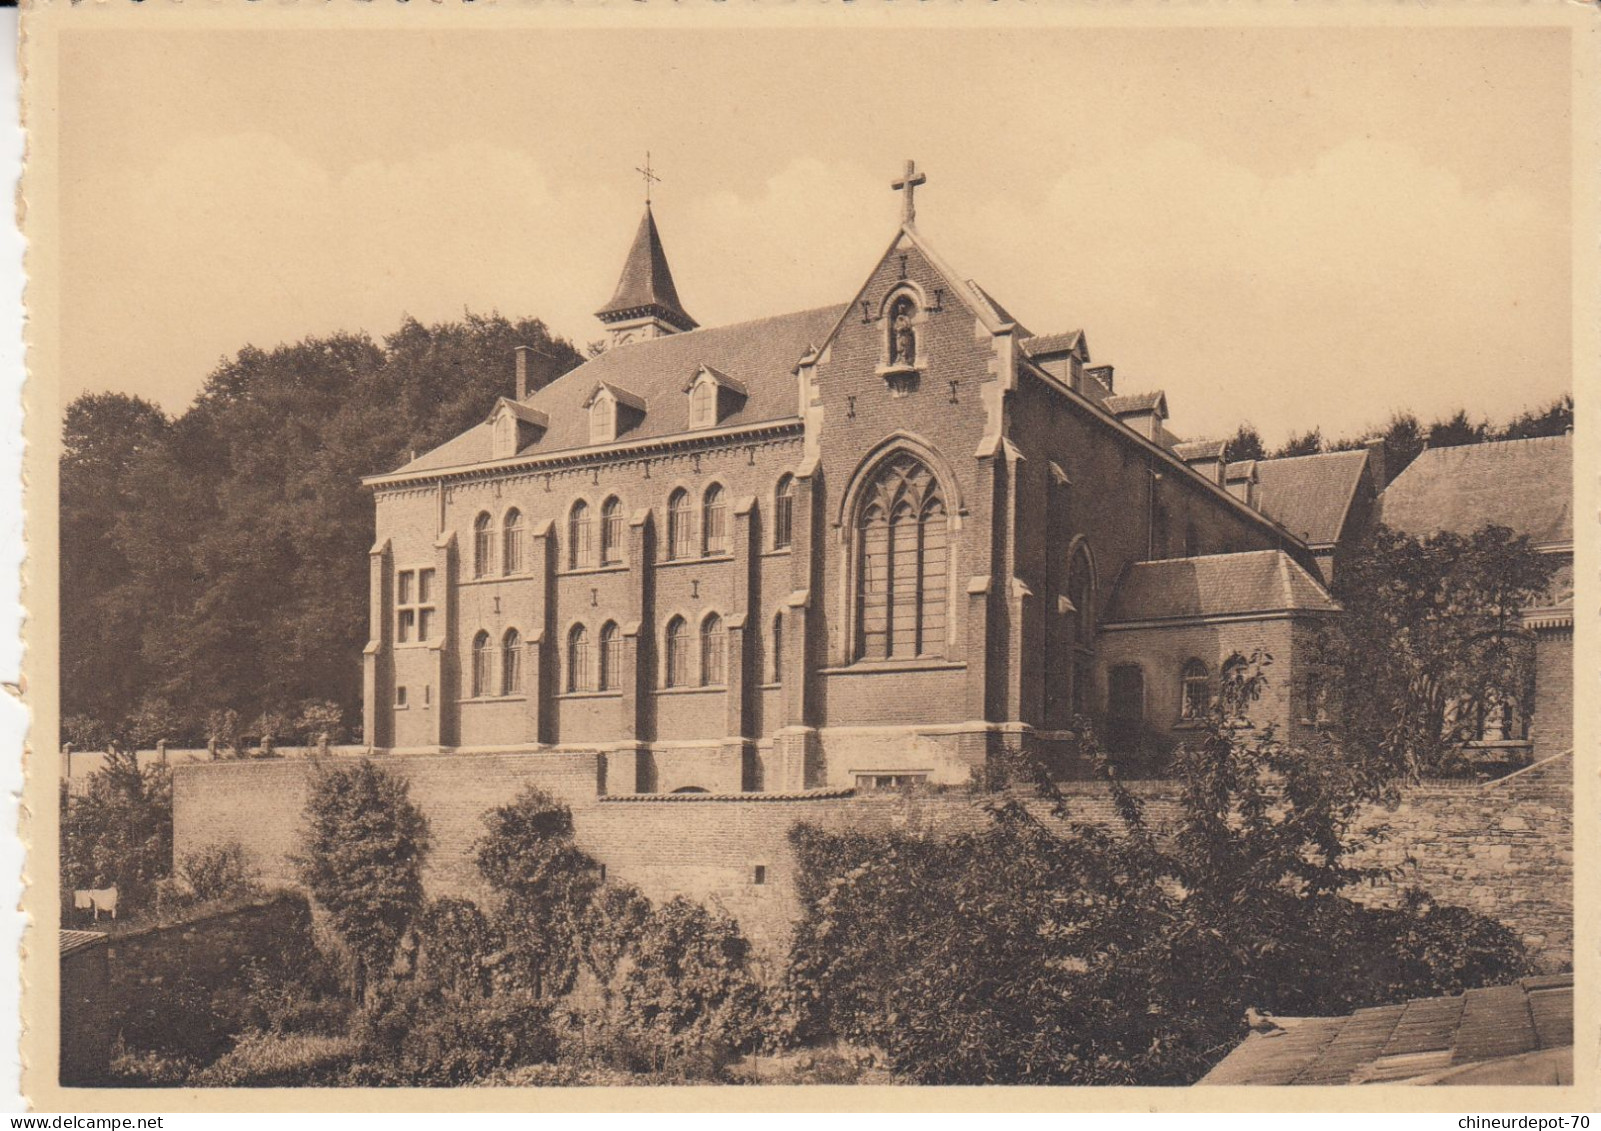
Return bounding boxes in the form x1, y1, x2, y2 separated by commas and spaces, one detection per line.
891, 158, 927, 225
635, 151, 661, 205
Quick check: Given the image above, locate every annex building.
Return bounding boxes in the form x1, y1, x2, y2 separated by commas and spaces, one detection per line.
354, 164, 1510, 794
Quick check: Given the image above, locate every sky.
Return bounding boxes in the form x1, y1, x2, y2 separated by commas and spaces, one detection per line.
57, 26, 1571, 446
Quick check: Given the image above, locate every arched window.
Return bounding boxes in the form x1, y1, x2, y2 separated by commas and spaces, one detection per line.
503, 509, 523, 574
771, 611, 783, 683
568, 501, 592, 570
1180, 658, 1210, 720
567, 624, 591, 693
502, 629, 523, 695
700, 613, 725, 686
690, 380, 716, 429
703, 484, 728, 556
473, 513, 494, 579
664, 616, 689, 688
589, 395, 615, 446
599, 621, 622, 691
600, 497, 624, 565
667, 489, 693, 561
774, 474, 795, 549
854, 452, 949, 661
471, 631, 493, 698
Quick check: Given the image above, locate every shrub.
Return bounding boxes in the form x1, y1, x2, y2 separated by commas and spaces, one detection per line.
294, 760, 430, 1001
189, 1031, 357, 1087
177, 842, 257, 903
611, 896, 767, 1072
115, 971, 236, 1065
415, 897, 499, 999
347, 982, 558, 1086
61, 749, 173, 917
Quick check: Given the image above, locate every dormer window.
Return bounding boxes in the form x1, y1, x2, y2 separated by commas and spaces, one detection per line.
684, 366, 747, 431
584, 382, 646, 446
590, 393, 616, 446
487, 398, 549, 459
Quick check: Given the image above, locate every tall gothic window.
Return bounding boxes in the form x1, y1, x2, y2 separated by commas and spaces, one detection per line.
700, 613, 726, 686
854, 452, 949, 661
503, 509, 523, 574
502, 629, 523, 695
703, 484, 728, 556
599, 621, 622, 691
771, 611, 783, 683
567, 624, 591, 693
471, 631, 493, 698
774, 474, 795, 549
569, 500, 592, 570
1180, 658, 1210, 720
664, 616, 689, 688
601, 497, 624, 565
667, 490, 693, 561
1068, 545, 1094, 718
473, 513, 495, 579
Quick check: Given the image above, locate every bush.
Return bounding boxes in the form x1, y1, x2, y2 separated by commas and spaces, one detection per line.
115, 971, 236, 1065
61, 750, 173, 917
415, 897, 499, 999
177, 842, 257, 903
189, 1031, 357, 1087
347, 982, 558, 1086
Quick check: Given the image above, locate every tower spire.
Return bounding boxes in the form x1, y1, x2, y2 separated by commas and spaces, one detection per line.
595, 189, 697, 347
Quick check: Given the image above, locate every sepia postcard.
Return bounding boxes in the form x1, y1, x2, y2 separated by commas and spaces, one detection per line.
16, 0, 1599, 1113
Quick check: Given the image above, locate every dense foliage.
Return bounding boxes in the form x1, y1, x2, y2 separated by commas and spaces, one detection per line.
1318, 524, 1557, 778
786, 660, 1532, 1085
59, 750, 173, 913
295, 760, 432, 1000
60, 313, 583, 745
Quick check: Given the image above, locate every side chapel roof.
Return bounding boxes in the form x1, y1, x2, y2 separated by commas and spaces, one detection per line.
1249, 449, 1374, 548
1375, 435, 1572, 547
1104, 549, 1337, 624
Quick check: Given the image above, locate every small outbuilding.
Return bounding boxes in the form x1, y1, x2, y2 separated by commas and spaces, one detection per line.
59, 929, 111, 1085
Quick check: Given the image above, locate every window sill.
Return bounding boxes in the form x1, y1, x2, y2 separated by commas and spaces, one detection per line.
655, 685, 727, 696
393, 641, 440, 651
457, 695, 528, 704
821, 659, 965, 675
460, 574, 529, 587
658, 554, 735, 568
558, 690, 623, 701
758, 682, 781, 691
761, 547, 794, 560
558, 564, 629, 578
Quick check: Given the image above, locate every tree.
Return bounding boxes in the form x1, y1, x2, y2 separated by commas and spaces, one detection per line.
1426, 408, 1488, 449
473, 787, 600, 1000
787, 661, 1531, 1084
1318, 524, 1557, 778
1274, 427, 1323, 458
60, 749, 174, 914
295, 760, 431, 1001
1498, 394, 1573, 441
1377, 410, 1426, 485
1223, 423, 1266, 463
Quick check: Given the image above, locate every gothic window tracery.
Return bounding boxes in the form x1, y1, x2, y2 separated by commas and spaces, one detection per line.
854, 452, 949, 661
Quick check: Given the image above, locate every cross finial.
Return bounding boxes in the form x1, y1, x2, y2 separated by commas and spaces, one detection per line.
891, 158, 927, 225
635, 151, 661, 205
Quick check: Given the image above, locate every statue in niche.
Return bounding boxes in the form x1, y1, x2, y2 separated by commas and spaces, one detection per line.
888, 295, 918, 366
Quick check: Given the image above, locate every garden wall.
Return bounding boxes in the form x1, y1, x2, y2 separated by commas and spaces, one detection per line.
172, 749, 1573, 968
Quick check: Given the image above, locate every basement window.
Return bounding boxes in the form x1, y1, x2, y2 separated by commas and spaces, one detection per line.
753, 865, 767, 885
854, 773, 929, 791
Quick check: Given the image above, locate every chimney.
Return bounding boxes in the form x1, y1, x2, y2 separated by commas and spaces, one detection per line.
1363, 437, 1387, 490
514, 345, 532, 400
1085, 365, 1115, 392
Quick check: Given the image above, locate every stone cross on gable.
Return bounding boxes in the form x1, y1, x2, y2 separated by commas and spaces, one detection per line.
891, 159, 927, 225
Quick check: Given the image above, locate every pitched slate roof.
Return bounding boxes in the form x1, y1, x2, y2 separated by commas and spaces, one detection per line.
1105, 390, 1168, 417
1172, 439, 1227, 462
388, 305, 846, 476
1250, 449, 1373, 547
595, 205, 697, 332
1021, 330, 1086, 358
1198, 975, 1573, 1086
1104, 550, 1337, 624
1376, 435, 1572, 547
60, 930, 108, 957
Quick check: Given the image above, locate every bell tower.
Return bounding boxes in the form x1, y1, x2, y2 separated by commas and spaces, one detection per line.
595, 156, 698, 347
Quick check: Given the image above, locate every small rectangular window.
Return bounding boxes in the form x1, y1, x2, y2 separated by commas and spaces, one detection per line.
423, 684, 432, 707
397, 566, 437, 643
854, 773, 929, 791
418, 608, 435, 640
398, 570, 414, 604
395, 686, 408, 708
753, 865, 767, 885
397, 609, 415, 643
418, 569, 434, 602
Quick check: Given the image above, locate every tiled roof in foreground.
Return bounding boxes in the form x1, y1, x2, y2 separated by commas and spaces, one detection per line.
1199, 974, 1573, 1086
60, 930, 108, 957
1104, 550, 1337, 624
